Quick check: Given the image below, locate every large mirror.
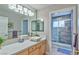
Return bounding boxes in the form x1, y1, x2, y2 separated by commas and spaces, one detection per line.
0, 4, 36, 46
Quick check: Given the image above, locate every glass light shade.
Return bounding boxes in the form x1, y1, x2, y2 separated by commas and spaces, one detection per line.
28, 10, 31, 15
28, 10, 34, 16
17, 5, 24, 14
24, 8, 28, 13
24, 8, 28, 15
8, 4, 16, 9
8, 4, 13, 9
17, 5, 22, 11
8, 4, 19, 12
20, 10, 24, 14
14, 6, 19, 12
31, 12, 34, 16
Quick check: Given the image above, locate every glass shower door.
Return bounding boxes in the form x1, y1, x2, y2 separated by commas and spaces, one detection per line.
51, 11, 73, 54
52, 12, 72, 45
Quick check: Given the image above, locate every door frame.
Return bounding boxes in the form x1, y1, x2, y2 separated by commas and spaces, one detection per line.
49, 6, 77, 55
77, 5, 79, 51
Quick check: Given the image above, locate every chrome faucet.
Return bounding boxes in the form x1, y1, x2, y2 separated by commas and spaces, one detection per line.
18, 38, 24, 43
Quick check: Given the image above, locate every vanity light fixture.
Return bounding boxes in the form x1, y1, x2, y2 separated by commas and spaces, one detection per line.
8, 4, 35, 16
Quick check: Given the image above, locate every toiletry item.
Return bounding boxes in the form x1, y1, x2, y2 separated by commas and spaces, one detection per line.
12, 31, 17, 38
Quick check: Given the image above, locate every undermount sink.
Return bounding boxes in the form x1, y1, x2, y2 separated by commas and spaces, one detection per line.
18, 39, 24, 43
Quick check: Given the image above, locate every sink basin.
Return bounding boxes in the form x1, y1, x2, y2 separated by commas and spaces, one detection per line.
30, 36, 41, 42
18, 39, 24, 43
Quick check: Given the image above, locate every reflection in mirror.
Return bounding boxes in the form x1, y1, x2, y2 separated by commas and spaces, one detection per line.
0, 16, 8, 40
0, 4, 36, 46
31, 19, 44, 32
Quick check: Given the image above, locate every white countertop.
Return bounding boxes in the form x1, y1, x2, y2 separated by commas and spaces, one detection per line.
0, 37, 46, 55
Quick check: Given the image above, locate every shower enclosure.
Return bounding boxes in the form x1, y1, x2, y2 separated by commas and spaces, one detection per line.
50, 7, 77, 55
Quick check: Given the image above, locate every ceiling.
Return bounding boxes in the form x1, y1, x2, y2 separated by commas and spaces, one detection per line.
28, 4, 76, 10
29, 4, 52, 10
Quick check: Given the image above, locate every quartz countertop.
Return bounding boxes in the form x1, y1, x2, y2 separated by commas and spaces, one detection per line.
0, 36, 46, 55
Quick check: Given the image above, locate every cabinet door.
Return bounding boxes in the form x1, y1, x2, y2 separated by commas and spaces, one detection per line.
40, 40, 47, 55
41, 44, 46, 54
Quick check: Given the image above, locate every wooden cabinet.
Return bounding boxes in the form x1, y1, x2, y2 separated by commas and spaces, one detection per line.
28, 44, 41, 55
16, 40, 48, 55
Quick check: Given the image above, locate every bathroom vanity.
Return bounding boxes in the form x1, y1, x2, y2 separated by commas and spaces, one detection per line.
15, 39, 47, 55
0, 37, 48, 55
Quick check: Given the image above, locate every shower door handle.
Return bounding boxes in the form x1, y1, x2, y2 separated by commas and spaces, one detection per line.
73, 33, 78, 50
